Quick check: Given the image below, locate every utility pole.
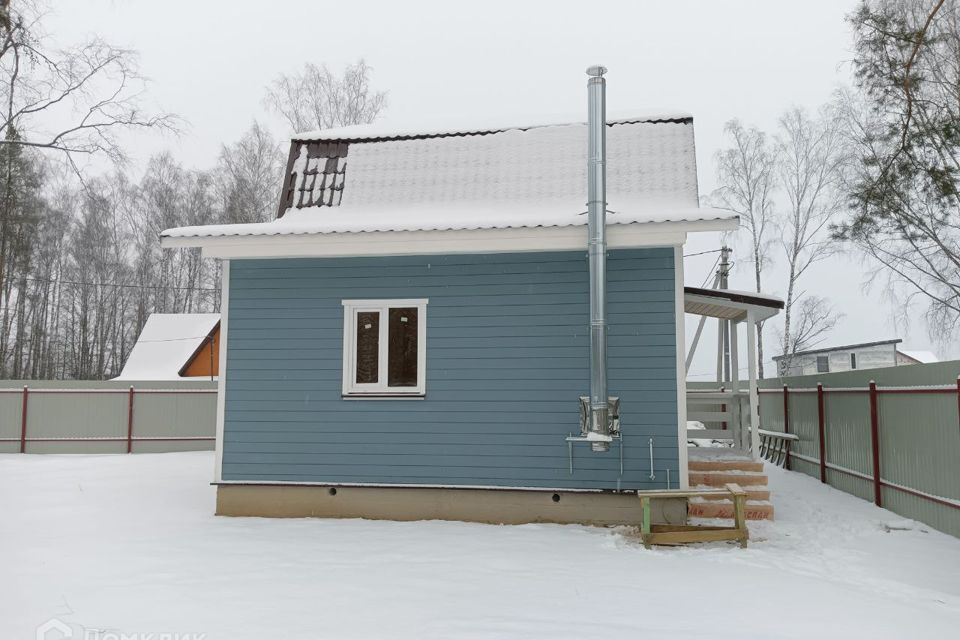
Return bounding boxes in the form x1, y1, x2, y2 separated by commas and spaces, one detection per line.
715, 246, 732, 383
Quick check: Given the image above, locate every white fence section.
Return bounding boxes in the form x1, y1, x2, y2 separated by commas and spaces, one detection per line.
686, 389, 751, 452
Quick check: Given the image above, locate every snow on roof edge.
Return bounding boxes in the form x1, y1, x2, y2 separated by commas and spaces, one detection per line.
160, 204, 738, 241
294, 110, 693, 142
686, 287, 785, 306
897, 349, 940, 363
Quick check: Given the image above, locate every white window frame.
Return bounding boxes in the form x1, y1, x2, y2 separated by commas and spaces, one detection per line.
341, 299, 428, 397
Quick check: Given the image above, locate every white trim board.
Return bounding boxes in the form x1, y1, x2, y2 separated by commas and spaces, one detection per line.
673, 246, 689, 489
213, 260, 230, 484
160, 219, 737, 260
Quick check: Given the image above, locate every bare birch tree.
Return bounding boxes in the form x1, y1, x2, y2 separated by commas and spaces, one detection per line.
714, 119, 777, 377
264, 59, 387, 132
780, 295, 843, 356
0, 0, 178, 377
216, 121, 283, 224
775, 107, 847, 374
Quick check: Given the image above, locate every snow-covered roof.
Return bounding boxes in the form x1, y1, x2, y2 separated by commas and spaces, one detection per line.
161, 113, 735, 245
897, 349, 939, 364
114, 314, 220, 380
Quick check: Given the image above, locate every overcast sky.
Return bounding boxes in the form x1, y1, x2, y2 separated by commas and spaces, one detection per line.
48, 0, 951, 377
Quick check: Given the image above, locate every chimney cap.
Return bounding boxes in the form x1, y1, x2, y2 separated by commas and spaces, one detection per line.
586, 65, 607, 77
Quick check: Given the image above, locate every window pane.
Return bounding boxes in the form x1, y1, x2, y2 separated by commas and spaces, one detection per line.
388, 307, 418, 387
355, 311, 379, 384
816, 355, 829, 373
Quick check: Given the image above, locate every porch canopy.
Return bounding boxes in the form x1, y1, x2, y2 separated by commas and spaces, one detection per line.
683, 287, 783, 322
683, 287, 784, 459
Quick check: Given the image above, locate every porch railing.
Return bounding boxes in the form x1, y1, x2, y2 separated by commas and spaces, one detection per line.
686, 389, 753, 453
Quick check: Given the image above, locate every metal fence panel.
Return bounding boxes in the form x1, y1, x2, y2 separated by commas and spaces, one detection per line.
0, 388, 22, 453
734, 361, 960, 538
132, 390, 216, 453
0, 380, 216, 454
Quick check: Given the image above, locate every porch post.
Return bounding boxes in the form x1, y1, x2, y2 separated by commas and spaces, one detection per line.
729, 319, 741, 449
745, 310, 760, 460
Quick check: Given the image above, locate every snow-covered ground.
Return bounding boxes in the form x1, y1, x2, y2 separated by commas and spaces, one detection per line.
2, 452, 959, 640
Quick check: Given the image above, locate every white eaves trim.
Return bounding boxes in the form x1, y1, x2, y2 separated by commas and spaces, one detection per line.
162, 218, 738, 260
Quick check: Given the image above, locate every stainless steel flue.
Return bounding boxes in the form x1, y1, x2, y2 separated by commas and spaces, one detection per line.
586, 64, 610, 452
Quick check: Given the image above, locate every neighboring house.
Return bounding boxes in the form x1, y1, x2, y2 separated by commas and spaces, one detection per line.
896, 349, 940, 366
160, 104, 742, 525
774, 339, 939, 377
115, 313, 220, 380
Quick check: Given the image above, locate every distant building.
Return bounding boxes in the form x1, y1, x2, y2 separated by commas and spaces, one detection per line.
896, 349, 940, 366
115, 313, 220, 380
773, 339, 939, 377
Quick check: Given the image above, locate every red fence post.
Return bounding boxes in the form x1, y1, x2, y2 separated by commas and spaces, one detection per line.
126, 386, 135, 454
19, 385, 29, 453
869, 380, 882, 507
782, 384, 791, 470
817, 383, 827, 483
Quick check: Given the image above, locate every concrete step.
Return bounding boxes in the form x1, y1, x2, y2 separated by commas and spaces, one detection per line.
688, 460, 764, 473
688, 499, 775, 521
696, 486, 770, 502
688, 471, 768, 487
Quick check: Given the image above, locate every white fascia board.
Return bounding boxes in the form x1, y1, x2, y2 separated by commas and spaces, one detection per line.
160, 219, 734, 259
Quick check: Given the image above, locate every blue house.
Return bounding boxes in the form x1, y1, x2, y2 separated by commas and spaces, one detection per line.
162, 77, 739, 525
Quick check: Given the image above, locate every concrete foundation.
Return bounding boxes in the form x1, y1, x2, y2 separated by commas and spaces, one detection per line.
215, 484, 688, 526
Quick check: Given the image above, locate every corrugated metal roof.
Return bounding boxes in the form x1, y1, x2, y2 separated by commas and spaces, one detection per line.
162, 113, 728, 242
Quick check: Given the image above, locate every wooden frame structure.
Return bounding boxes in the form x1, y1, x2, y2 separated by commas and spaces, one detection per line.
639, 483, 749, 548
684, 288, 784, 460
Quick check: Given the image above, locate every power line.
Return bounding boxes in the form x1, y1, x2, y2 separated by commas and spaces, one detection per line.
18, 276, 220, 293
699, 254, 721, 287
683, 248, 723, 258
137, 335, 215, 343
686, 360, 779, 379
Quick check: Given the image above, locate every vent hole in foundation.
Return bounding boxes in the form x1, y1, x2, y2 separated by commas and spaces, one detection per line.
328, 487, 337, 496
551, 493, 561, 503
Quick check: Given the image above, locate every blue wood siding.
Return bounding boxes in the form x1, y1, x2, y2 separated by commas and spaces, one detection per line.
222, 248, 680, 490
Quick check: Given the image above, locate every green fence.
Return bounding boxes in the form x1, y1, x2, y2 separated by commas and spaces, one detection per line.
747, 362, 960, 538
0, 380, 216, 454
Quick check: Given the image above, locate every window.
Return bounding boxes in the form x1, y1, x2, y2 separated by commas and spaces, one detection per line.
850, 353, 857, 370
816, 355, 830, 373
342, 299, 427, 397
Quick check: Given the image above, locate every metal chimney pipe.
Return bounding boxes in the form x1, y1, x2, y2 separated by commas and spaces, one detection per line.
586, 65, 610, 452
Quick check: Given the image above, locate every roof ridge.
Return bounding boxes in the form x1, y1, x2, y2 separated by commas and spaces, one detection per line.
293, 115, 693, 144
